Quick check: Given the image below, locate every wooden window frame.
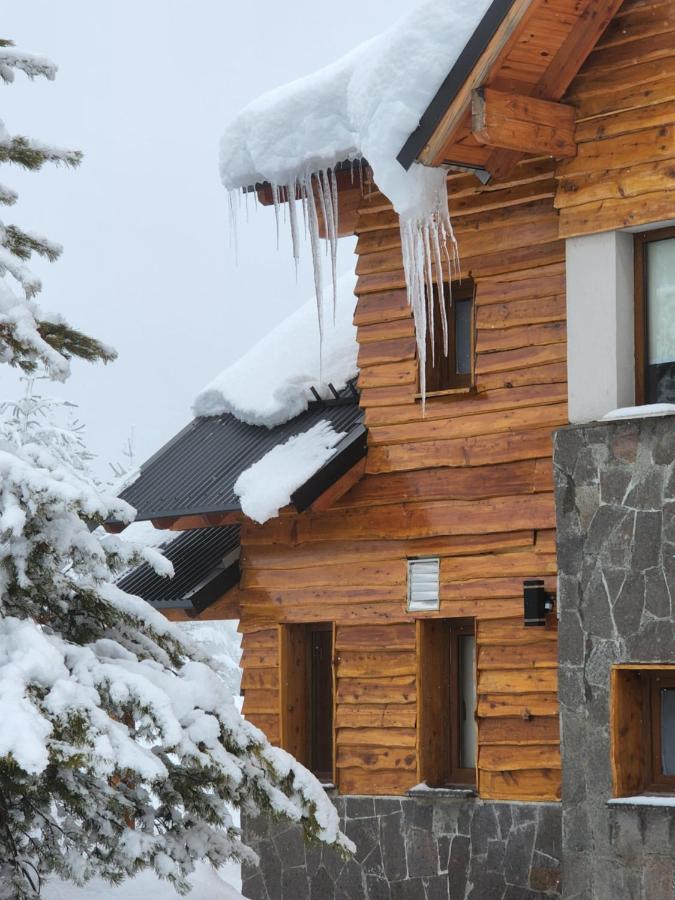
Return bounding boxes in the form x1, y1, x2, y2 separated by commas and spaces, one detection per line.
420, 279, 476, 397
449, 619, 477, 784
417, 617, 477, 789
645, 670, 675, 792
634, 225, 675, 405
611, 664, 675, 797
279, 622, 335, 784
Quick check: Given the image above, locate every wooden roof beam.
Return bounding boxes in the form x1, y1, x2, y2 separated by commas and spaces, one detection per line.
414, 0, 625, 180
472, 88, 577, 162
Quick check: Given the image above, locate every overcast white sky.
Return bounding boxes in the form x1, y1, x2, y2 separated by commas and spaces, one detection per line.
2, 0, 414, 477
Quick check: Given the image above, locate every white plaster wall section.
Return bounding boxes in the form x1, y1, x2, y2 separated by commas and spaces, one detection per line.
565, 231, 635, 423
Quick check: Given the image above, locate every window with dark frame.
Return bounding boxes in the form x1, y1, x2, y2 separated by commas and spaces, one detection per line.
417, 618, 477, 788
424, 279, 475, 394
645, 670, 675, 792
280, 622, 334, 784
634, 227, 675, 405
308, 624, 334, 782
611, 666, 675, 797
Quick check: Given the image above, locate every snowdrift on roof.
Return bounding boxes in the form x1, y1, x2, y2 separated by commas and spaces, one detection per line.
193, 271, 358, 427
219, 0, 491, 215
234, 419, 345, 523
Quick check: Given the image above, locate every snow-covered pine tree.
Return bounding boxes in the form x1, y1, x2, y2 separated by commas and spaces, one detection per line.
0, 40, 351, 900
0, 375, 95, 482
0, 39, 114, 380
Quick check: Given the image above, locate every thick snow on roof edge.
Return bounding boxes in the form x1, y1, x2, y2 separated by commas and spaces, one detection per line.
219, 0, 492, 216
234, 419, 346, 524
219, 0, 494, 402
193, 271, 358, 427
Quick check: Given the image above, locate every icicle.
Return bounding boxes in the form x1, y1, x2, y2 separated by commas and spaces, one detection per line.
286, 178, 301, 277
423, 223, 435, 367
227, 189, 239, 265
244, 185, 250, 223
315, 170, 330, 258
329, 168, 340, 323
432, 217, 448, 358
271, 183, 281, 251
319, 169, 339, 322
304, 173, 326, 369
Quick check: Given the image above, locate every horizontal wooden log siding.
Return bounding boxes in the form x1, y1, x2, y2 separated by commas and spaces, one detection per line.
556, 0, 675, 236
234, 150, 565, 802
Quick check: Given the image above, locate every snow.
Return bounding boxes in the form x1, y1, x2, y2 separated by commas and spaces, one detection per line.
220, 0, 492, 399
0, 437, 351, 889
602, 403, 675, 421
608, 795, 675, 808
180, 619, 243, 705
194, 271, 357, 426
234, 420, 345, 523
219, 0, 489, 213
43, 863, 246, 900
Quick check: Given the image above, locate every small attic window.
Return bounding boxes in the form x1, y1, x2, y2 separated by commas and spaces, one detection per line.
424, 279, 475, 395
407, 558, 440, 612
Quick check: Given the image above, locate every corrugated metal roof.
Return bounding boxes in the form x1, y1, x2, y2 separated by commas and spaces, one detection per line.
114, 399, 364, 522
118, 526, 240, 611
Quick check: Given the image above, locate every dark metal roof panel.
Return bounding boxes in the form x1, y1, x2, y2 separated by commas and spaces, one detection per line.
397, 0, 518, 171
118, 525, 240, 608
115, 400, 364, 522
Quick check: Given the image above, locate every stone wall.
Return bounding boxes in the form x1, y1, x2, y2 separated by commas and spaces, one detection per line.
554, 414, 675, 900
241, 795, 561, 900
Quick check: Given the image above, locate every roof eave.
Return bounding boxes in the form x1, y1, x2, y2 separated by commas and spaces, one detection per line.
397, 0, 518, 171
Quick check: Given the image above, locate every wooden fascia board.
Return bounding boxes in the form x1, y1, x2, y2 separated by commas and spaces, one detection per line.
306, 457, 367, 513
151, 511, 244, 531
418, 0, 541, 167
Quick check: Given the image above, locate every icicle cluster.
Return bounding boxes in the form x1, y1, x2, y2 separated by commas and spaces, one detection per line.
230, 161, 457, 404
229, 166, 347, 348
399, 181, 458, 404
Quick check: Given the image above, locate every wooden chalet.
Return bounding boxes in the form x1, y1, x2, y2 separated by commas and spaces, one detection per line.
114, 0, 675, 895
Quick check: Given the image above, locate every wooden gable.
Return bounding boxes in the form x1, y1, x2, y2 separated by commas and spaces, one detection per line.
406, 0, 625, 179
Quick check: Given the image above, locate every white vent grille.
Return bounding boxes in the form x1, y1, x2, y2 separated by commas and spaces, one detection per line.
407, 558, 440, 612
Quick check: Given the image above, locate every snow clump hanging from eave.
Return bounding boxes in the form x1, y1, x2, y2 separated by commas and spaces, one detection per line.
219, 0, 493, 399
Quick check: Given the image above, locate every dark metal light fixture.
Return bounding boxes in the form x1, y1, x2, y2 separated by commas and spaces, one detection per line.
523, 579, 555, 627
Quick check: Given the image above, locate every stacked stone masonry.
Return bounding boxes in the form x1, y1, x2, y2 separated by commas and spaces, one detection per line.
554, 415, 675, 900
242, 796, 561, 900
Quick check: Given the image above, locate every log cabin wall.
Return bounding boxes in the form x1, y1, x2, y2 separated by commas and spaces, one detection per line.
556, 0, 675, 236
239, 154, 567, 802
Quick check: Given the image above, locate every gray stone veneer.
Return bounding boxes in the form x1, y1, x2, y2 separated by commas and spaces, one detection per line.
241, 795, 561, 899
554, 415, 675, 900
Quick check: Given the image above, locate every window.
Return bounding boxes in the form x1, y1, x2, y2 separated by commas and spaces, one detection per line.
407, 558, 440, 612
417, 618, 477, 787
424, 279, 475, 394
634, 228, 675, 404
611, 666, 675, 796
280, 623, 334, 782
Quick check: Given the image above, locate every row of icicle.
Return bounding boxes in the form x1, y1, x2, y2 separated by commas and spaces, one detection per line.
228, 163, 458, 403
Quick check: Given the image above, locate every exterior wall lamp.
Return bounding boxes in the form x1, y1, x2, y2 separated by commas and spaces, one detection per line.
523, 579, 555, 627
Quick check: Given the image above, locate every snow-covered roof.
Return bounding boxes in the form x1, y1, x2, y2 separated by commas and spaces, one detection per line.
219, 0, 492, 215
219, 0, 496, 402
193, 271, 358, 427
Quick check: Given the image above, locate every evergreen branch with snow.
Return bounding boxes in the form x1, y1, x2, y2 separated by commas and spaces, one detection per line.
0, 40, 57, 83
0, 134, 82, 171
0, 42, 108, 378
35, 321, 117, 366
1, 226, 62, 263
0, 183, 18, 205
